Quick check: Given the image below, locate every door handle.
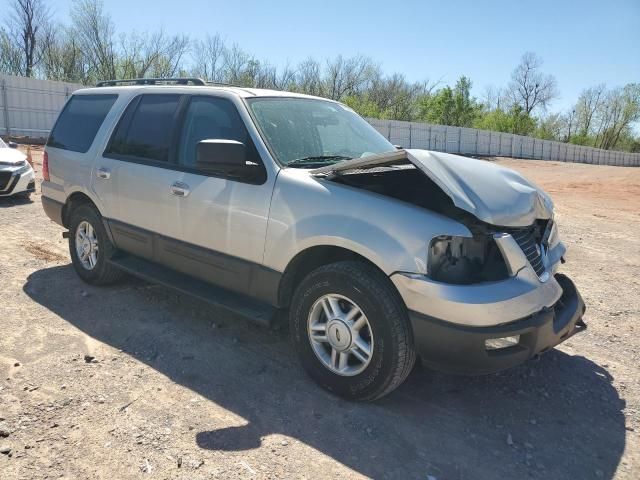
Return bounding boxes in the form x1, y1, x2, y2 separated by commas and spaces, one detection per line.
170, 181, 190, 197
96, 167, 111, 179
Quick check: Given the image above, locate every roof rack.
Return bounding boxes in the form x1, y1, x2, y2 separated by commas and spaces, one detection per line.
96, 77, 207, 87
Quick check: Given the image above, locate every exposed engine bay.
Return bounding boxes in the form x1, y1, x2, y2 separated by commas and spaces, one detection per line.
329, 164, 548, 284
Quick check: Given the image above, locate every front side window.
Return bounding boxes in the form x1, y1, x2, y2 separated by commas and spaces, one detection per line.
246, 97, 395, 167
107, 94, 181, 162
47, 94, 117, 153
178, 96, 250, 168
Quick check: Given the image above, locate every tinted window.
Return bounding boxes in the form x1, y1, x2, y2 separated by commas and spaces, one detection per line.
47, 95, 117, 153
178, 96, 249, 168
107, 94, 181, 162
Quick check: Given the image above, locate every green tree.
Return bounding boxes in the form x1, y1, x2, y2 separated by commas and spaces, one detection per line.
474, 105, 535, 136
342, 95, 383, 118
418, 76, 479, 127
452, 76, 478, 126
419, 86, 455, 125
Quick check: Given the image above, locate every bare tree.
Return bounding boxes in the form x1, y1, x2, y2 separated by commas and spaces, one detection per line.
3, 0, 50, 77
71, 0, 116, 80
367, 74, 432, 121
192, 33, 226, 82
482, 85, 507, 110
120, 30, 189, 78
39, 24, 92, 83
574, 84, 606, 137
295, 57, 322, 95
593, 84, 640, 150
0, 28, 22, 74
324, 55, 378, 100
222, 43, 251, 85
508, 52, 558, 114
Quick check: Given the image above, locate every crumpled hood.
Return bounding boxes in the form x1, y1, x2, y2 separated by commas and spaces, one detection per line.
311, 149, 554, 227
0, 148, 27, 166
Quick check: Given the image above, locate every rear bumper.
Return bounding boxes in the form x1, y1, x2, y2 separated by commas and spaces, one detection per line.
42, 195, 64, 226
408, 274, 586, 374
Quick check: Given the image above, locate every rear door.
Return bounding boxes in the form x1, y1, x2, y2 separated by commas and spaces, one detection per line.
91, 93, 184, 259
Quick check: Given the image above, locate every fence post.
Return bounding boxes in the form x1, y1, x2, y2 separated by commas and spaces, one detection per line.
510, 135, 514, 157
532, 138, 535, 159
428, 125, 432, 150
458, 127, 462, 153
1, 79, 10, 136
387, 122, 391, 141
475, 130, 479, 155
444, 128, 448, 152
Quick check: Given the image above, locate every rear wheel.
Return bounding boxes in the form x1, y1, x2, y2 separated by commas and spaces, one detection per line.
68, 204, 124, 285
290, 261, 415, 401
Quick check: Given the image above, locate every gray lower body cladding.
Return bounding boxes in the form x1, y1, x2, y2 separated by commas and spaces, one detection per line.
409, 274, 586, 374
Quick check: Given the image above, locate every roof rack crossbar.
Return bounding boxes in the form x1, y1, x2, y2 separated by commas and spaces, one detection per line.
96, 77, 206, 87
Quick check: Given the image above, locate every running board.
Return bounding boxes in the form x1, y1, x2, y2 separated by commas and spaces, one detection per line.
107, 253, 275, 327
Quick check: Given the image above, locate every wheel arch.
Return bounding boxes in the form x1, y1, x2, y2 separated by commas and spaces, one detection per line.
277, 245, 400, 308
61, 191, 100, 228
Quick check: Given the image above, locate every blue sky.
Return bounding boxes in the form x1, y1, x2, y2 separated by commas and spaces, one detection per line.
47, 0, 639, 113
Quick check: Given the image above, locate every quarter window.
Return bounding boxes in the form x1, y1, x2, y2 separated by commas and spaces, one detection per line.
47, 94, 117, 153
107, 94, 181, 162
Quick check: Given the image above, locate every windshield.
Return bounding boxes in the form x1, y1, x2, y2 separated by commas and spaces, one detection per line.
0, 138, 6, 148
246, 97, 395, 167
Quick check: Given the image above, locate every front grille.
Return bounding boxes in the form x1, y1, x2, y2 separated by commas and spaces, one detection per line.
509, 225, 546, 277
0, 171, 12, 190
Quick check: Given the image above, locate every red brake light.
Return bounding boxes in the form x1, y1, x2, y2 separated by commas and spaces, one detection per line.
43, 151, 50, 181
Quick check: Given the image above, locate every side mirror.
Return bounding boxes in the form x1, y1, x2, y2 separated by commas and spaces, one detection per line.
8, 141, 18, 149
196, 139, 254, 178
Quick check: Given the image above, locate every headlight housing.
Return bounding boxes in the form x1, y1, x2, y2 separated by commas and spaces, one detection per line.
427, 235, 509, 284
546, 220, 559, 248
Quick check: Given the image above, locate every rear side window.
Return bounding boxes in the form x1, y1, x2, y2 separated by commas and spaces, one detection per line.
106, 94, 181, 162
47, 95, 117, 153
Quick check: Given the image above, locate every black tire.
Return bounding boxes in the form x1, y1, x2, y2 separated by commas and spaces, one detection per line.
290, 261, 416, 401
68, 204, 124, 285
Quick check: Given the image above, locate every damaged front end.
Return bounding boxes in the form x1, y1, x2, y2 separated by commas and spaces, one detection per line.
311, 149, 560, 285
310, 148, 586, 374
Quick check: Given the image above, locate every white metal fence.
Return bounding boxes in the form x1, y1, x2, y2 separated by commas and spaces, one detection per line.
1, 74, 638, 166
367, 119, 640, 167
0, 74, 82, 138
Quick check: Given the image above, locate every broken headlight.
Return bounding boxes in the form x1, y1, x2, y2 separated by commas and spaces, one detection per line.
427, 235, 509, 285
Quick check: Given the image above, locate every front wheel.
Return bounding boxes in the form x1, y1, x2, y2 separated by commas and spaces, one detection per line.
290, 261, 416, 401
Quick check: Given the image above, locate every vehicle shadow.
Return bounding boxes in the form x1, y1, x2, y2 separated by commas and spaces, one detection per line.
0, 195, 33, 207
24, 265, 626, 479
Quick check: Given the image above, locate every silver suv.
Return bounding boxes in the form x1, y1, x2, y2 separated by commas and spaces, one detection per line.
41, 78, 586, 400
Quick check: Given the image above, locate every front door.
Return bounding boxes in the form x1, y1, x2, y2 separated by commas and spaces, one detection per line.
158, 95, 276, 294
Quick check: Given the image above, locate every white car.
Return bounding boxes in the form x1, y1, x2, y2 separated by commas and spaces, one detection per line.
0, 138, 36, 198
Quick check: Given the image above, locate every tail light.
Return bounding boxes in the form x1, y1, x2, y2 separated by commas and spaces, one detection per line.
43, 151, 50, 181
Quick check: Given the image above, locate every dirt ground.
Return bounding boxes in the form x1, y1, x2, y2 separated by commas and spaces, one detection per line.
1, 149, 639, 479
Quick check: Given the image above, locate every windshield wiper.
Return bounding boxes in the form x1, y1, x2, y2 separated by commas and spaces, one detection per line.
285, 155, 351, 168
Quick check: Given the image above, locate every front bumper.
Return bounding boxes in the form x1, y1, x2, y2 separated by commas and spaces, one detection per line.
0, 164, 35, 196
406, 274, 586, 374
